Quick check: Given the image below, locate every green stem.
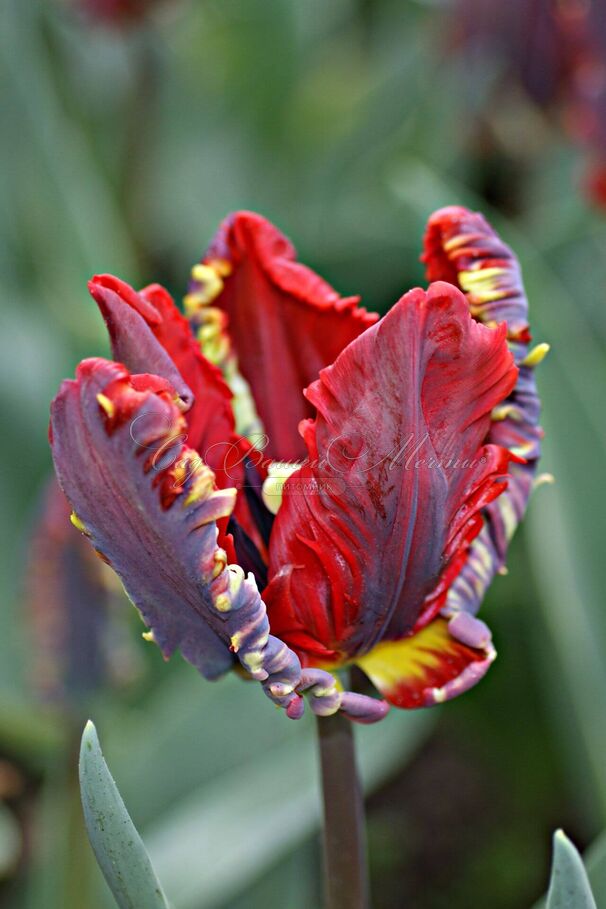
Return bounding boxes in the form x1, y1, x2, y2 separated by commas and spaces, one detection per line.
316, 711, 369, 909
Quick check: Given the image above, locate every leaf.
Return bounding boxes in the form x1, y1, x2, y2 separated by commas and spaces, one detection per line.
79, 721, 170, 909
142, 705, 431, 909
584, 829, 606, 905
546, 830, 597, 909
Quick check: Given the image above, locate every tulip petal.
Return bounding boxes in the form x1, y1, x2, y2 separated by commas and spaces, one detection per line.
356, 614, 496, 708
88, 275, 267, 558
49, 357, 304, 715
264, 282, 518, 663
422, 206, 543, 617
88, 275, 241, 485
196, 212, 378, 460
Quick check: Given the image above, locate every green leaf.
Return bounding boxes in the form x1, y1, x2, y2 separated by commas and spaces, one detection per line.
142, 705, 431, 909
584, 829, 606, 904
546, 830, 597, 909
79, 721, 170, 909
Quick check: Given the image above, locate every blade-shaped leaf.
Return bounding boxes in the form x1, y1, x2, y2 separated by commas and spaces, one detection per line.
585, 829, 606, 904
143, 706, 431, 909
546, 830, 597, 909
79, 721, 170, 909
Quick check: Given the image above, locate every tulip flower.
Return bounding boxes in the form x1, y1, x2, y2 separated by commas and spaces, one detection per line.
49, 207, 543, 725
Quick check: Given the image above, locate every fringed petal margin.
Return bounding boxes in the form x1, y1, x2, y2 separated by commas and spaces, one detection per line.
88, 275, 266, 557
49, 358, 384, 722
193, 211, 378, 461
356, 613, 495, 709
88, 275, 245, 490
422, 206, 544, 617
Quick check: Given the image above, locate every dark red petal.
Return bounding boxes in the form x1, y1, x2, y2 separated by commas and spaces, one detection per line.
264, 282, 517, 664
88, 275, 265, 556
422, 207, 544, 618
50, 358, 232, 678
89, 275, 237, 471
199, 212, 378, 461
49, 357, 306, 716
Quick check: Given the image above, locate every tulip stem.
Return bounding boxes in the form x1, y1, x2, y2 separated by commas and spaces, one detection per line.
316, 710, 369, 909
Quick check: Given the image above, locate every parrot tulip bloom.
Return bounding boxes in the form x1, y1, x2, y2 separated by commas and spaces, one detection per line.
49, 207, 543, 722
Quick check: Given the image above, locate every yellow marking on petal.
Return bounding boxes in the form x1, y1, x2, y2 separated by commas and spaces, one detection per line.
70, 511, 88, 534
496, 494, 518, 541
183, 292, 205, 316
230, 632, 242, 652
196, 318, 231, 366
357, 625, 446, 690
269, 682, 295, 696
243, 651, 264, 674
491, 404, 518, 422
96, 393, 115, 419
183, 472, 214, 507
226, 564, 245, 595
262, 461, 303, 515
172, 465, 187, 488
497, 565, 509, 576
521, 342, 550, 367
188, 264, 224, 306
443, 232, 476, 252
212, 549, 227, 579
142, 630, 156, 643
471, 288, 509, 303
459, 266, 507, 285
509, 440, 535, 459
207, 258, 232, 278
313, 685, 338, 698
214, 594, 231, 613
224, 365, 266, 443
460, 267, 509, 305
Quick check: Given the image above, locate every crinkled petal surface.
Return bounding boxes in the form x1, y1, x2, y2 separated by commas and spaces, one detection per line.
49, 357, 306, 713
422, 206, 543, 617
89, 275, 241, 485
264, 281, 518, 664
49, 357, 388, 722
200, 212, 378, 460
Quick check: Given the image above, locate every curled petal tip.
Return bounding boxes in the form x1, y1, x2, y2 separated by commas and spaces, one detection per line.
339, 692, 391, 724
447, 611, 493, 651
286, 696, 305, 720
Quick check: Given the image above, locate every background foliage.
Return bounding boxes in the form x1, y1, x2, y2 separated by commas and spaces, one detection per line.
1, 0, 605, 906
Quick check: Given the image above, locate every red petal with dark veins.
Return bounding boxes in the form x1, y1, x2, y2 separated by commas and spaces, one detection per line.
200, 212, 378, 461
264, 282, 518, 664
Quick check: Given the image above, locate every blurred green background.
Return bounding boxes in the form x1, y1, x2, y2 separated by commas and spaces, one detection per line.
1, 0, 606, 907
